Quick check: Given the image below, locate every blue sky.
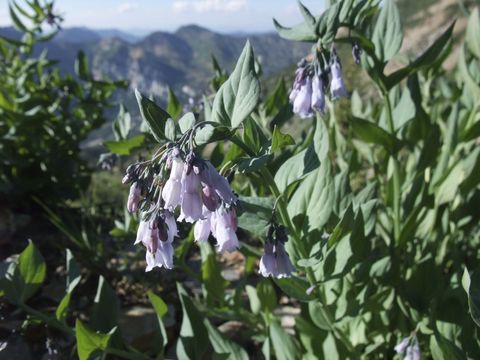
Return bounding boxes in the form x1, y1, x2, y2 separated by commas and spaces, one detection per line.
0, 0, 325, 34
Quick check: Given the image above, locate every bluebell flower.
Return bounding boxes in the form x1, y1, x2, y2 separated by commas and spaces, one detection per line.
311, 75, 326, 113
127, 182, 141, 213
293, 77, 314, 118
330, 57, 348, 100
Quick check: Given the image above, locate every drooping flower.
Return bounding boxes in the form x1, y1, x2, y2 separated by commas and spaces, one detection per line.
145, 240, 174, 271
162, 156, 184, 210
127, 182, 141, 213
259, 243, 276, 277
395, 335, 420, 360
330, 55, 348, 100
213, 208, 239, 252
274, 242, 295, 278
178, 167, 203, 223
311, 75, 326, 113
194, 213, 211, 242
289, 67, 307, 103
201, 185, 220, 211
293, 77, 314, 118
164, 211, 178, 242
199, 161, 236, 206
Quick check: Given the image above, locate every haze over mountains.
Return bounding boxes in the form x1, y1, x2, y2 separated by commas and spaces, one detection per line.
0, 25, 309, 99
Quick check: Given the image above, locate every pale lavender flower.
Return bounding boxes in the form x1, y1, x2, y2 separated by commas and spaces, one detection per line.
199, 162, 236, 206
178, 168, 203, 223
405, 343, 420, 360
289, 67, 307, 103
213, 208, 239, 252
293, 77, 314, 118
274, 242, 295, 278
311, 75, 326, 113
127, 182, 141, 213
201, 185, 220, 211
164, 212, 178, 242
259, 243, 276, 277
194, 214, 211, 242
330, 59, 348, 100
395, 335, 420, 360
394, 337, 410, 354
162, 158, 184, 210
135, 220, 159, 254
145, 241, 174, 271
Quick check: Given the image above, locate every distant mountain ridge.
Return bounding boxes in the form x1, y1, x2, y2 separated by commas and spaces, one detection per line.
0, 25, 309, 99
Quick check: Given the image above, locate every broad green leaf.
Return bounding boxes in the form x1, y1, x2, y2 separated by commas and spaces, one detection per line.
179, 112, 196, 134
288, 158, 334, 233
195, 125, 235, 146
257, 279, 277, 313
298, 1, 316, 28
204, 319, 249, 360
135, 89, 170, 142
274, 116, 329, 192
211, 41, 260, 128
308, 300, 333, 330
56, 292, 72, 323
430, 333, 465, 360
273, 18, 317, 42
165, 118, 176, 141
90, 276, 120, 333
75, 50, 90, 80
466, 8, 480, 59
167, 87, 182, 119
75, 320, 113, 360
350, 116, 400, 153
237, 154, 272, 173
462, 268, 480, 328
274, 276, 314, 302
104, 134, 145, 155
176, 283, 209, 360
112, 104, 131, 140
200, 242, 228, 305
372, 0, 402, 62
148, 291, 168, 350
269, 319, 298, 360
245, 285, 261, 314
385, 22, 455, 89
237, 196, 273, 238
271, 126, 295, 153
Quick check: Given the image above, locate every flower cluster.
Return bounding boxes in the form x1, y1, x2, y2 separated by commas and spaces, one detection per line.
289, 48, 348, 118
259, 223, 295, 278
123, 146, 238, 271
395, 334, 420, 360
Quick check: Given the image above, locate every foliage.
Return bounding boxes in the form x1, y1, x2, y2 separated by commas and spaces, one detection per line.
2, 0, 480, 359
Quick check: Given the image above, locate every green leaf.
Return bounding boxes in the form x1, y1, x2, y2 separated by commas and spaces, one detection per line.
237, 196, 274, 238
167, 87, 182, 119
204, 319, 249, 360
90, 276, 120, 333
257, 279, 277, 313
430, 333, 465, 360
148, 291, 168, 350
195, 125, 235, 146
165, 118, 177, 141
66, 249, 81, 293
75, 51, 90, 80
462, 268, 480, 328
112, 104, 131, 140
371, 0, 402, 62
298, 1, 316, 28
211, 41, 260, 128
308, 300, 333, 330
179, 112, 196, 134
273, 18, 317, 42
176, 283, 209, 360
237, 154, 273, 173
75, 320, 113, 360
104, 134, 145, 155
9, 4, 28, 32
274, 116, 329, 192
273, 276, 314, 302
385, 22, 455, 89
135, 89, 171, 143
17, 240, 46, 303
200, 242, 228, 305
269, 319, 298, 360
350, 116, 400, 153
271, 126, 295, 153
288, 159, 334, 233
56, 292, 72, 323
466, 8, 480, 59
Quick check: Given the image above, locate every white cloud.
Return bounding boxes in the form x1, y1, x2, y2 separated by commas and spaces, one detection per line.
117, 2, 139, 14
172, 0, 247, 14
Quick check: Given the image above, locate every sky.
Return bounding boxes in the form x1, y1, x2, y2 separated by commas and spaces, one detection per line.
0, 0, 325, 35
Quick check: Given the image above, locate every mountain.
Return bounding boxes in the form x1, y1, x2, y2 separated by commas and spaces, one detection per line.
0, 24, 309, 100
